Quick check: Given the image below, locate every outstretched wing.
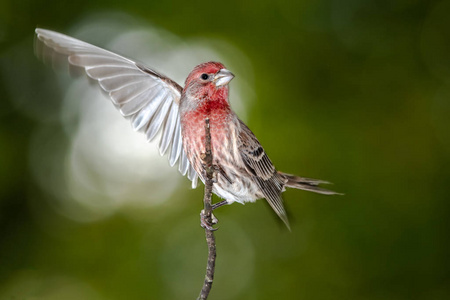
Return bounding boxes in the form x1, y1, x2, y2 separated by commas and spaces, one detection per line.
35, 28, 198, 187
237, 120, 289, 229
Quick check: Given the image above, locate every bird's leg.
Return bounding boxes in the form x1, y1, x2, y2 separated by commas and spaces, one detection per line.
204, 200, 228, 226
212, 200, 228, 210
200, 194, 224, 230
201, 199, 224, 229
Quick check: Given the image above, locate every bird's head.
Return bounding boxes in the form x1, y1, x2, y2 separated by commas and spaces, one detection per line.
182, 62, 234, 105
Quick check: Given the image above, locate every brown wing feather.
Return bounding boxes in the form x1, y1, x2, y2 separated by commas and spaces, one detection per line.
238, 120, 290, 229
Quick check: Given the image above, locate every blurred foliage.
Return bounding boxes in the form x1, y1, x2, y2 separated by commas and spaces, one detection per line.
1, 0, 450, 299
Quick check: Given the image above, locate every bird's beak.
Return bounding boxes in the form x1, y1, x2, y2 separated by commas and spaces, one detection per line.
214, 69, 234, 87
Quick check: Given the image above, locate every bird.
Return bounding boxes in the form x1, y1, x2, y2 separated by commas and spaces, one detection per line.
35, 28, 339, 229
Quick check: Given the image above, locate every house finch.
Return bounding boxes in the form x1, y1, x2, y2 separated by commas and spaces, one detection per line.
35, 28, 339, 229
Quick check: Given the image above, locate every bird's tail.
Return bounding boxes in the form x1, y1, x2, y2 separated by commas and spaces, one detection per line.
280, 172, 341, 195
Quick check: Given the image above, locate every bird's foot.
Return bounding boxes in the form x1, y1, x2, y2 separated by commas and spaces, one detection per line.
200, 210, 219, 231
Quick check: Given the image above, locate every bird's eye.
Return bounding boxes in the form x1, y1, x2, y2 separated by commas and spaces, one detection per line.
200, 73, 209, 80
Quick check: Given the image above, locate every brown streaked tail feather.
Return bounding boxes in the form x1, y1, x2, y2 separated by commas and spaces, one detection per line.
280, 172, 342, 195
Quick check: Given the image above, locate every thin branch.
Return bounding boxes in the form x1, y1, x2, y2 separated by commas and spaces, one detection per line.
198, 118, 217, 300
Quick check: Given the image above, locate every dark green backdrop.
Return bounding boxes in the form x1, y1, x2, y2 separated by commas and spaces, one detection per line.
1, 0, 449, 299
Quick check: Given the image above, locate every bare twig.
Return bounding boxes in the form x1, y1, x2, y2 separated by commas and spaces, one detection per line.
198, 118, 217, 300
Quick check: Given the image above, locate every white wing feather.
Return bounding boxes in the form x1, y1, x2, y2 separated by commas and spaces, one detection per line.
35, 28, 198, 187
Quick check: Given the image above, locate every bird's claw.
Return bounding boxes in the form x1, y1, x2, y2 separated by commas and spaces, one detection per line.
200, 210, 219, 231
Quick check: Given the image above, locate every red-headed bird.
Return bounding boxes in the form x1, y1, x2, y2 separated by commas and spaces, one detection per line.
35, 29, 339, 229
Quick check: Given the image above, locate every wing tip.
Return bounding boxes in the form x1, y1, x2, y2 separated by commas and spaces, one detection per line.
280, 214, 291, 231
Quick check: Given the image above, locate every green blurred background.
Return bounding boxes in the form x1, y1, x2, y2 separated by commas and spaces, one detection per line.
1, 0, 450, 299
